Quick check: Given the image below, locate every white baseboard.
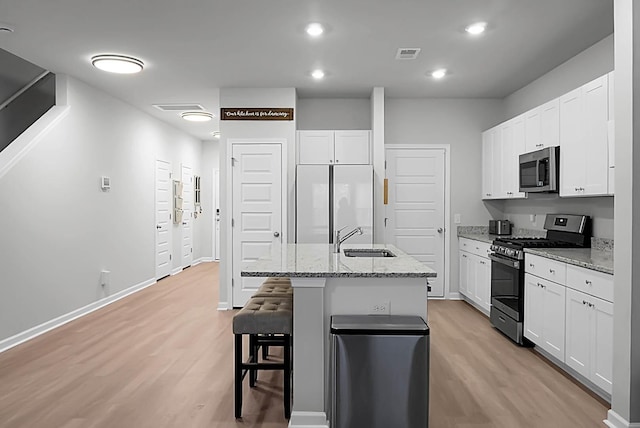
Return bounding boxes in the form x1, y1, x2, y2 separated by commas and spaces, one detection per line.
605, 410, 640, 428
192, 257, 215, 266
171, 267, 183, 276
288, 411, 329, 428
217, 301, 230, 311
448, 292, 463, 300
0, 276, 156, 354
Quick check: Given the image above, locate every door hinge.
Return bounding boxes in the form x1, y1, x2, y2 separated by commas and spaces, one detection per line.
231, 278, 234, 287
384, 217, 388, 227
170, 254, 172, 260
231, 218, 235, 227
191, 248, 193, 253
231, 157, 237, 166
384, 160, 387, 170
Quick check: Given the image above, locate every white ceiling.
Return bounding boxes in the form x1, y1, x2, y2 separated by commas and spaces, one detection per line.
0, 0, 613, 141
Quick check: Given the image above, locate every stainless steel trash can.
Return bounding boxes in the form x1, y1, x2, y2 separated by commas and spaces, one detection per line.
330, 315, 430, 428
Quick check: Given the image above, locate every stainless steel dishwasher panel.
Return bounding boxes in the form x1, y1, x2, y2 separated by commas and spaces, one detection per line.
330, 315, 429, 428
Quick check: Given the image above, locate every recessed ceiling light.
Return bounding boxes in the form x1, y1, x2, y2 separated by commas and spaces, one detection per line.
181, 111, 213, 122
465, 22, 487, 35
306, 23, 324, 37
211, 131, 221, 139
311, 69, 325, 80
91, 54, 144, 74
431, 69, 447, 79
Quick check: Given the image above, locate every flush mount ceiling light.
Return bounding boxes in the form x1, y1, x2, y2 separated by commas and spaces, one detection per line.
0, 23, 14, 33
465, 22, 487, 35
431, 68, 447, 79
311, 69, 325, 80
91, 54, 144, 74
181, 111, 213, 122
306, 23, 324, 37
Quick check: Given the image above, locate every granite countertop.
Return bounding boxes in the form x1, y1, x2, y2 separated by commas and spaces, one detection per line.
458, 233, 500, 244
524, 248, 614, 275
241, 243, 437, 278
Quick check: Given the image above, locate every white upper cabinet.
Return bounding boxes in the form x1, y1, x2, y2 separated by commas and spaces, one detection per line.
560, 75, 610, 197
501, 115, 526, 199
525, 98, 560, 153
297, 130, 370, 165
481, 117, 525, 200
481, 127, 495, 199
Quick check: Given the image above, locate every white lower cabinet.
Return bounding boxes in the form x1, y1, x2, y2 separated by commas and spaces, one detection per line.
524, 274, 565, 361
458, 238, 491, 313
525, 253, 614, 396
565, 287, 614, 394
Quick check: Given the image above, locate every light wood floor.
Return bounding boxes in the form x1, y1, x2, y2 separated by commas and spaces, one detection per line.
0, 262, 608, 427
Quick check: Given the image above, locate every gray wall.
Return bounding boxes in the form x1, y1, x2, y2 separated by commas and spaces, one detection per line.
296, 98, 371, 130
385, 98, 505, 296
504, 34, 614, 118
0, 76, 212, 343
499, 34, 615, 239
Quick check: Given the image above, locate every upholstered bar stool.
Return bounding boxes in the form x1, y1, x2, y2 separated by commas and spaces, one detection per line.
233, 297, 292, 419
250, 277, 293, 359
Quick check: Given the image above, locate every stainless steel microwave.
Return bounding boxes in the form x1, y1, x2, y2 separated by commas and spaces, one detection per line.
519, 146, 560, 193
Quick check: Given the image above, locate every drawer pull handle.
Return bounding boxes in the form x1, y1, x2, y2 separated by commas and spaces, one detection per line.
530, 264, 535, 268
585, 280, 592, 285
498, 316, 506, 323
583, 300, 587, 305
549, 269, 555, 274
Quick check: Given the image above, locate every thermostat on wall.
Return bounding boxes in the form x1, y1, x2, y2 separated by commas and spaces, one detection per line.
101, 176, 111, 190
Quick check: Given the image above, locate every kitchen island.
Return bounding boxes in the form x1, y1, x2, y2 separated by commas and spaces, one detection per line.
241, 243, 436, 428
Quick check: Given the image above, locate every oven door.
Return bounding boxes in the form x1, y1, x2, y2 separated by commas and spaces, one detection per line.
489, 253, 524, 321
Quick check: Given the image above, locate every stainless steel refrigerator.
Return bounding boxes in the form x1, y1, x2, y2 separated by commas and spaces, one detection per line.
296, 164, 373, 244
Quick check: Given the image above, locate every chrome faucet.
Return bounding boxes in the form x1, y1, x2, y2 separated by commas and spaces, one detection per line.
334, 226, 363, 253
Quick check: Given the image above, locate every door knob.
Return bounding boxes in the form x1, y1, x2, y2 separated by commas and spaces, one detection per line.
274, 231, 280, 237
437, 228, 444, 233
156, 225, 161, 229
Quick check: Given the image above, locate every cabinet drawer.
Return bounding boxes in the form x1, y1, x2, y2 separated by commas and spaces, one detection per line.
525, 253, 566, 284
459, 238, 492, 258
566, 264, 613, 302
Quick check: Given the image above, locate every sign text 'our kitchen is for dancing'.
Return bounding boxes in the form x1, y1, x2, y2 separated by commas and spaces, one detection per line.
220, 108, 294, 121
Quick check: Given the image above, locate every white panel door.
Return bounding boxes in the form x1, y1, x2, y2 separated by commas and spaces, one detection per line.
385, 148, 445, 297
181, 165, 193, 268
333, 165, 373, 244
155, 160, 172, 279
296, 165, 330, 243
232, 143, 282, 307
214, 168, 220, 260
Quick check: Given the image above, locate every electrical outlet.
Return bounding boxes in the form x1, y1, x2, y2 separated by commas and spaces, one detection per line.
454, 214, 461, 224
370, 301, 390, 314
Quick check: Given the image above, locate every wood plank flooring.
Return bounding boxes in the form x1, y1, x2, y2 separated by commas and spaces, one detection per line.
0, 262, 609, 427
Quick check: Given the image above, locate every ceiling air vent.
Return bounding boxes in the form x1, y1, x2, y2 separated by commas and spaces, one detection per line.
153, 103, 204, 112
396, 48, 421, 60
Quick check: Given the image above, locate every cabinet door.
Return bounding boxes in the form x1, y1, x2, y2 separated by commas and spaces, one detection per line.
298, 131, 334, 164
539, 99, 560, 148
565, 288, 591, 378
478, 256, 492, 311
524, 274, 544, 344
459, 251, 470, 297
500, 121, 515, 198
525, 107, 541, 153
491, 127, 505, 199
559, 88, 585, 196
591, 295, 613, 394
582, 76, 609, 196
608, 72, 615, 195
510, 115, 527, 198
334, 131, 370, 164
481, 129, 494, 199
541, 279, 566, 361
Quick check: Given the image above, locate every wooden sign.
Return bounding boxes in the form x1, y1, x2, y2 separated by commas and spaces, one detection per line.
220, 108, 294, 121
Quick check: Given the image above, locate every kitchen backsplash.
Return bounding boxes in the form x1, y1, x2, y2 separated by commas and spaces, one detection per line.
592, 238, 614, 252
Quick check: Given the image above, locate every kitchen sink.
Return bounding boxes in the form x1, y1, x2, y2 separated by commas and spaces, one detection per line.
343, 249, 396, 258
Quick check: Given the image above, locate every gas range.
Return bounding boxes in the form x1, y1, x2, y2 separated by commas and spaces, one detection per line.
490, 237, 579, 260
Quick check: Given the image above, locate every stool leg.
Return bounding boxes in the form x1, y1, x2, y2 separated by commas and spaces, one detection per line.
262, 335, 269, 360
284, 334, 291, 419
234, 334, 243, 419
249, 334, 257, 387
